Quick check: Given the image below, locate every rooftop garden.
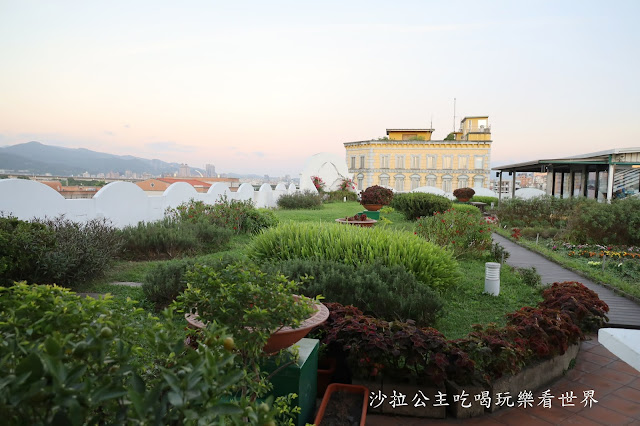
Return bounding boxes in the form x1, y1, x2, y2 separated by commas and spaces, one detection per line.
0, 194, 609, 423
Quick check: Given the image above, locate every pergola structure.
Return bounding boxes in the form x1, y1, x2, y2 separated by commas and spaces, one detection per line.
492, 148, 640, 203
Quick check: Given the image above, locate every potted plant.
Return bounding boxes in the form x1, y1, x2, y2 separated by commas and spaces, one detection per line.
178, 261, 328, 401
453, 187, 475, 202
335, 213, 377, 227
359, 185, 394, 211
314, 383, 369, 426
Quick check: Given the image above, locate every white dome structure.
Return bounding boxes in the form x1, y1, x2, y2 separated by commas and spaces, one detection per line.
411, 186, 447, 196
299, 153, 350, 192
471, 187, 498, 198
515, 188, 546, 199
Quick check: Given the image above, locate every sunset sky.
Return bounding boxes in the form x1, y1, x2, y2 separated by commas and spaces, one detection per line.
1, 1, 639, 176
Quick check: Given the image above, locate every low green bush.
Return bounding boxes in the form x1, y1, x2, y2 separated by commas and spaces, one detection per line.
0, 216, 56, 286
470, 196, 499, 205
167, 197, 278, 234
261, 258, 443, 326
565, 198, 640, 245
248, 222, 460, 291
0, 282, 279, 425
514, 266, 542, 287
391, 192, 452, 220
119, 218, 233, 260
277, 190, 323, 209
494, 196, 586, 229
451, 203, 483, 216
324, 190, 358, 202
142, 258, 197, 308
416, 209, 494, 259
0, 216, 122, 288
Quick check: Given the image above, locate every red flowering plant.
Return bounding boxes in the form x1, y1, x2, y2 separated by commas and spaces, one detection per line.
311, 176, 325, 192
415, 209, 495, 259
338, 177, 356, 192
310, 302, 475, 386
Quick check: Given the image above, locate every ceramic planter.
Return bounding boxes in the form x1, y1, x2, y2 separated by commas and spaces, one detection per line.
361, 203, 383, 211
314, 383, 369, 426
185, 298, 329, 354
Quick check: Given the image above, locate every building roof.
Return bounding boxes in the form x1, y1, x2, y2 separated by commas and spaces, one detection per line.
461, 116, 489, 121
492, 148, 640, 173
344, 139, 491, 147
157, 178, 212, 188
385, 129, 434, 134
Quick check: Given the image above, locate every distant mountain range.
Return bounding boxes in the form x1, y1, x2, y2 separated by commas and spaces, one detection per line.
0, 141, 206, 177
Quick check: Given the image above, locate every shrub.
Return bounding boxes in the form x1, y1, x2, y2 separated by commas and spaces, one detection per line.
488, 241, 510, 263
539, 281, 609, 332
0, 216, 56, 286
453, 187, 475, 200
0, 216, 122, 288
276, 190, 323, 209
0, 282, 278, 425
360, 185, 393, 206
142, 258, 197, 309
338, 177, 356, 192
167, 197, 278, 234
324, 190, 358, 202
311, 176, 325, 192
311, 302, 475, 385
471, 195, 499, 205
261, 258, 443, 326
119, 218, 233, 260
391, 192, 452, 220
494, 196, 586, 229
249, 222, 460, 291
514, 266, 542, 287
565, 198, 640, 245
416, 209, 495, 259
450, 203, 483, 216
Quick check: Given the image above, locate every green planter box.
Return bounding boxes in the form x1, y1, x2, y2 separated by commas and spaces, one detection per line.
361, 210, 380, 220
263, 338, 319, 426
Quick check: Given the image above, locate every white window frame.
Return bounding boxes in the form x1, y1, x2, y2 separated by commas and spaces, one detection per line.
474, 156, 484, 170
359, 155, 366, 169
426, 174, 437, 187
410, 155, 420, 169
410, 174, 421, 190
395, 174, 405, 192
426, 155, 437, 169
442, 155, 453, 169
458, 155, 469, 170
396, 155, 405, 169
380, 154, 390, 169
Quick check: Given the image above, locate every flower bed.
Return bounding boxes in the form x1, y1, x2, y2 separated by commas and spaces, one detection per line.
311, 281, 609, 419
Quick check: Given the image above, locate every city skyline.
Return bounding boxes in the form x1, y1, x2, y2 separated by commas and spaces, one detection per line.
1, 1, 639, 176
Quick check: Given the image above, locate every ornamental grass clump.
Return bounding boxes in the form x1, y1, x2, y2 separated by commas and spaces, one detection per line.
416, 209, 495, 259
249, 222, 459, 291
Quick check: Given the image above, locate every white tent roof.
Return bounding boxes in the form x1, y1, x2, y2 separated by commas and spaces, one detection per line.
515, 188, 546, 199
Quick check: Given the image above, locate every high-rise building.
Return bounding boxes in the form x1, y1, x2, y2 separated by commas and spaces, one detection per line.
178, 163, 191, 177
344, 116, 492, 192
205, 164, 216, 177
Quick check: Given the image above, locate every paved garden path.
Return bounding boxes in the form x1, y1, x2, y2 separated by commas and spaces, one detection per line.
491, 233, 640, 329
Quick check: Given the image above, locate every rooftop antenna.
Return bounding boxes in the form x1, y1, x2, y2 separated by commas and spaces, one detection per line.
452, 98, 456, 132
430, 114, 433, 130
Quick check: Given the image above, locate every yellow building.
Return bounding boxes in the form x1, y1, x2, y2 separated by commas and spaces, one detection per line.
344, 116, 492, 192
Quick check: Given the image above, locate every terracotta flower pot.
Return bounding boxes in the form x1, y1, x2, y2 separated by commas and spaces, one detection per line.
185, 297, 329, 354
361, 203, 383, 211
456, 198, 470, 203
314, 383, 369, 426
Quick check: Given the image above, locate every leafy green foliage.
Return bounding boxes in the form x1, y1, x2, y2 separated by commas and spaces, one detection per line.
178, 262, 317, 401
119, 218, 233, 260
391, 192, 452, 220
514, 266, 542, 287
0, 216, 122, 288
450, 203, 483, 215
493, 196, 585, 229
416, 210, 495, 259
276, 190, 323, 209
248, 222, 460, 291
261, 258, 443, 326
0, 283, 278, 425
565, 197, 640, 245
470, 195, 499, 205
142, 258, 197, 309
166, 197, 278, 235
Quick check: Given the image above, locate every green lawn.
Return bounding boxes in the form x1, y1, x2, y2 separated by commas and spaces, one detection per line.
81, 204, 543, 340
